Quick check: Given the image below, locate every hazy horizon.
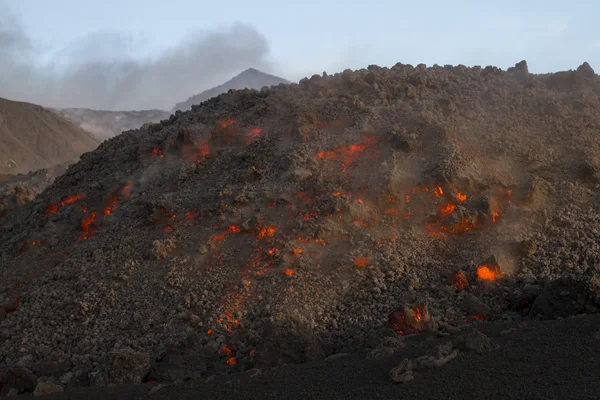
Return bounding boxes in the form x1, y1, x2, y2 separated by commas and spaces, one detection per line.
1, 0, 598, 111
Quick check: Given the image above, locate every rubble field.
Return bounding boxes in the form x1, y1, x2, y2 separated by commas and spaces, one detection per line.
1, 60, 600, 395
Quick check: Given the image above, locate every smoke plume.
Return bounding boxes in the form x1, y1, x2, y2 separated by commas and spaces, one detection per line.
0, 3, 272, 111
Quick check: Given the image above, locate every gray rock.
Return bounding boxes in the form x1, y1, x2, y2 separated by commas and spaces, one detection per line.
59, 371, 74, 385
389, 359, 413, 383
0, 367, 38, 396
102, 349, 150, 385
459, 294, 490, 318
413, 342, 459, 369
33, 381, 64, 396
366, 345, 396, 360
454, 329, 494, 354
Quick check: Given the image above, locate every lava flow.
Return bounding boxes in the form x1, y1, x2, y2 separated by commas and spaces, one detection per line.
316, 136, 377, 173
476, 264, 503, 281
79, 211, 97, 240
44, 193, 86, 215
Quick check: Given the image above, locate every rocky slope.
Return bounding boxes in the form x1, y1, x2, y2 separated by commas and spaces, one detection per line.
0, 98, 99, 175
53, 108, 171, 142
172, 68, 289, 112
1, 60, 600, 395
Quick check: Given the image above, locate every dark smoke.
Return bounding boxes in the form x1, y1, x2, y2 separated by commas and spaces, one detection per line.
0, 3, 272, 111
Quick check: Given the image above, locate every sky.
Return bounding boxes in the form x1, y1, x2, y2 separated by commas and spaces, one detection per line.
1, 0, 598, 110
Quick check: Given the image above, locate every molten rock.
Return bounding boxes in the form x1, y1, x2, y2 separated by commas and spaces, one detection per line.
390, 303, 437, 335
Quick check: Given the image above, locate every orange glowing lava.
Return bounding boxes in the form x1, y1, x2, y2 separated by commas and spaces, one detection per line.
228, 225, 241, 233
150, 148, 164, 158
121, 183, 133, 198
258, 226, 277, 238
218, 345, 233, 356
244, 127, 262, 144
434, 186, 444, 198
292, 248, 303, 255
316, 136, 377, 173
440, 203, 456, 216
456, 192, 467, 202
453, 272, 469, 291
104, 193, 119, 216
44, 204, 59, 215
491, 210, 500, 223
354, 257, 370, 267
80, 211, 97, 240
282, 269, 296, 275
219, 119, 235, 129
60, 194, 86, 206
212, 234, 226, 242
196, 139, 210, 162
476, 264, 502, 281
226, 357, 237, 365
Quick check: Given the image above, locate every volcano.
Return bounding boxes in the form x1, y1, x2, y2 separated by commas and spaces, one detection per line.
172, 68, 289, 112
0, 97, 99, 175
1, 61, 600, 392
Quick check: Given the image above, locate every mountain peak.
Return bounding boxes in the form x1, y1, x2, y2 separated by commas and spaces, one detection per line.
172, 69, 290, 112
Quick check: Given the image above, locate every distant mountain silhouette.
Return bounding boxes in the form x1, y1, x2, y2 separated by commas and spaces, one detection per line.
0, 97, 99, 175
172, 68, 289, 112
53, 108, 171, 141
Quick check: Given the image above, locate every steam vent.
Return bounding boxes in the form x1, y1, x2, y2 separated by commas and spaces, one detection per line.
1, 61, 600, 389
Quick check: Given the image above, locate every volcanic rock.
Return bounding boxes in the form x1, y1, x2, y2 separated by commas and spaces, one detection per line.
389, 303, 438, 336
577, 62, 595, 77
453, 329, 494, 354
389, 359, 413, 383
173, 68, 289, 112
148, 350, 208, 382
413, 342, 459, 369
529, 278, 597, 319
100, 349, 150, 385
459, 294, 491, 318
0, 368, 38, 396
2, 62, 600, 388
526, 178, 550, 207
508, 60, 529, 74
33, 381, 64, 396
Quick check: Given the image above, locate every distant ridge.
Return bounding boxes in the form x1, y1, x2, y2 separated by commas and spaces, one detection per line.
0, 97, 99, 175
172, 68, 290, 112
53, 108, 171, 141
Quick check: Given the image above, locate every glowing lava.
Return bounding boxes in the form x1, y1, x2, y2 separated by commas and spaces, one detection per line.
476, 264, 503, 281
258, 226, 277, 238
354, 257, 370, 267
316, 136, 377, 173
150, 148, 164, 158
79, 211, 97, 240
60, 194, 86, 206
244, 127, 263, 144
44, 204, 59, 215
453, 271, 470, 291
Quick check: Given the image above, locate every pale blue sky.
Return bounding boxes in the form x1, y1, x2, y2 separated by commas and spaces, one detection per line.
1, 0, 599, 109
